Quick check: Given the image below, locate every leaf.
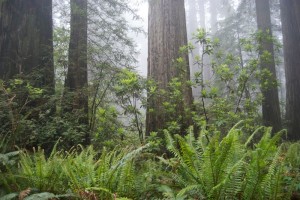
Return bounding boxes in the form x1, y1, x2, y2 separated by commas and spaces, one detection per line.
24, 193, 74, 200
24, 192, 56, 200
0, 193, 18, 200
86, 187, 113, 196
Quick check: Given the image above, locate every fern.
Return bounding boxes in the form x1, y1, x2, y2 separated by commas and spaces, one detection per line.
283, 142, 300, 198
162, 123, 294, 199
17, 147, 67, 193
1, 143, 150, 199
260, 145, 284, 199
0, 151, 19, 171
62, 144, 150, 199
2, 130, 299, 199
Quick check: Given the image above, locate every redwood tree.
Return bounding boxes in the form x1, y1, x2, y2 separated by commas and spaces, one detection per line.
0, 0, 54, 112
63, 0, 89, 144
146, 0, 193, 136
280, 0, 300, 140
255, 0, 281, 132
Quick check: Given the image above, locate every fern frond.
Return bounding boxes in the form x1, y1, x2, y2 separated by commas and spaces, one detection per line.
260, 145, 284, 199
244, 126, 264, 147
177, 184, 202, 198
164, 130, 182, 160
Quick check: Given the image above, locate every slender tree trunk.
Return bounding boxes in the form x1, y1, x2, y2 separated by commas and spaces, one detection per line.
187, 0, 200, 46
199, 0, 212, 95
280, 0, 300, 140
199, 0, 206, 29
187, 0, 201, 97
210, 0, 217, 34
255, 0, 281, 132
188, 0, 209, 100
63, 0, 89, 144
146, 0, 193, 136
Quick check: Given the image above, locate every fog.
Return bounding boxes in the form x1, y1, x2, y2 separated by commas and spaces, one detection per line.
128, 1, 148, 77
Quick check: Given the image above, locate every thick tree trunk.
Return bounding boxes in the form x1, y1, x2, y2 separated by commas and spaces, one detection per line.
63, 0, 89, 144
146, 0, 193, 136
0, 0, 54, 86
0, 0, 54, 112
255, 0, 281, 133
0, 0, 54, 84
280, 0, 300, 140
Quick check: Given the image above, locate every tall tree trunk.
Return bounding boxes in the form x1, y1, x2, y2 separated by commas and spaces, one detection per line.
255, 0, 281, 133
187, 0, 201, 98
189, 0, 208, 99
146, 0, 193, 136
0, 0, 54, 113
280, 0, 300, 140
63, 0, 89, 144
199, 0, 206, 28
210, 0, 217, 34
187, 0, 200, 46
199, 0, 212, 96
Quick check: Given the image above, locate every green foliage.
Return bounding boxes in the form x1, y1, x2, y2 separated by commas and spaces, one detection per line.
0, 151, 19, 172
1, 146, 68, 194
0, 1, 298, 200
114, 69, 146, 142
1, 143, 150, 199
160, 122, 297, 199
146, 64, 193, 137
0, 192, 74, 200
186, 28, 283, 135
0, 0, 144, 151
283, 142, 300, 196
93, 106, 122, 144
1, 126, 300, 199
0, 78, 63, 151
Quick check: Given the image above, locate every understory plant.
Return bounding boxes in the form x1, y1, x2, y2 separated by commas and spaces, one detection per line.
1, 143, 150, 200
159, 121, 299, 199
188, 28, 282, 135
1, 123, 300, 200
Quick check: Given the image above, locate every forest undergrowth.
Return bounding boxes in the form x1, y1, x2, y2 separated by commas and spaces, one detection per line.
1, 122, 300, 200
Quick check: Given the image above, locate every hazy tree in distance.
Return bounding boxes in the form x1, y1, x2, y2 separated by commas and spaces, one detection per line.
280, 0, 300, 140
187, 0, 200, 54
63, 0, 89, 144
146, 0, 193, 136
255, 0, 281, 132
187, 0, 201, 98
210, 0, 218, 34
187, 0, 208, 98
54, 0, 143, 145
199, 0, 206, 28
